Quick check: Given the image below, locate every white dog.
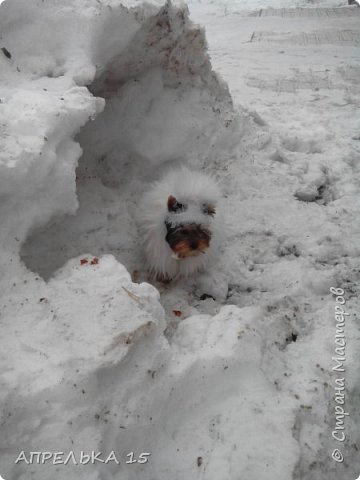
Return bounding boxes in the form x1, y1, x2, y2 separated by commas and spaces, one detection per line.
138, 167, 221, 281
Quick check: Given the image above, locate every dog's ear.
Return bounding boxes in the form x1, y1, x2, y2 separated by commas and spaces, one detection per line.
168, 195, 185, 213
168, 195, 177, 212
204, 204, 216, 216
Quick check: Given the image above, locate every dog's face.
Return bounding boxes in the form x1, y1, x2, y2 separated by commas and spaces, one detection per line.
165, 195, 216, 259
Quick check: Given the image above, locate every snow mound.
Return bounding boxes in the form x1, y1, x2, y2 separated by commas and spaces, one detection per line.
1, 288, 299, 480
0, 2, 271, 480
0, 254, 168, 480
4, 0, 358, 478
14, 0, 239, 279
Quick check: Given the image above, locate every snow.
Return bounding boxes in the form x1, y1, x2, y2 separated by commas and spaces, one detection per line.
0, 0, 359, 479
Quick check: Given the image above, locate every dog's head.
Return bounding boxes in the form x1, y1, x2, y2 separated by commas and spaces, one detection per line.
165, 195, 216, 259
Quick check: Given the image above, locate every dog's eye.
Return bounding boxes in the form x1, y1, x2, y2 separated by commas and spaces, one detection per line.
203, 204, 216, 216
168, 195, 186, 213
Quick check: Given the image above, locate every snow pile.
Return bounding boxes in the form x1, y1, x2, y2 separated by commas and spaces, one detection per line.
1, 0, 359, 479
185, 2, 360, 479
1, 281, 299, 480
0, 254, 166, 480
0, 1, 273, 480
18, 0, 239, 279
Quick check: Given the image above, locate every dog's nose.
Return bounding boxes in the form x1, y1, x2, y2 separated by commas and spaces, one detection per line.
190, 239, 199, 250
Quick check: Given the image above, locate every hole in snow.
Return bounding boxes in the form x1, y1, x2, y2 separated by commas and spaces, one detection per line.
286, 332, 298, 344
20, 3, 237, 282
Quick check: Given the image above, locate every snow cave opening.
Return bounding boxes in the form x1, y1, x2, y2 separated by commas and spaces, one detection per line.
20, 2, 237, 281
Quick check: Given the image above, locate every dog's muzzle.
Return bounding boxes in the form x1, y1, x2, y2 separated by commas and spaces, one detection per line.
165, 222, 212, 259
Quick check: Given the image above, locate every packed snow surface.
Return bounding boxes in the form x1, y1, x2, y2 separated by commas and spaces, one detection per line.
0, 0, 359, 479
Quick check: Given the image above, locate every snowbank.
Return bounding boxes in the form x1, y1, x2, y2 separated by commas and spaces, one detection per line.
1, 0, 359, 479
0, 1, 266, 480
184, 2, 360, 479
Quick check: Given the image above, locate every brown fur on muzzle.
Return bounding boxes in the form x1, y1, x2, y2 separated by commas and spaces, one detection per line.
165, 223, 212, 259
